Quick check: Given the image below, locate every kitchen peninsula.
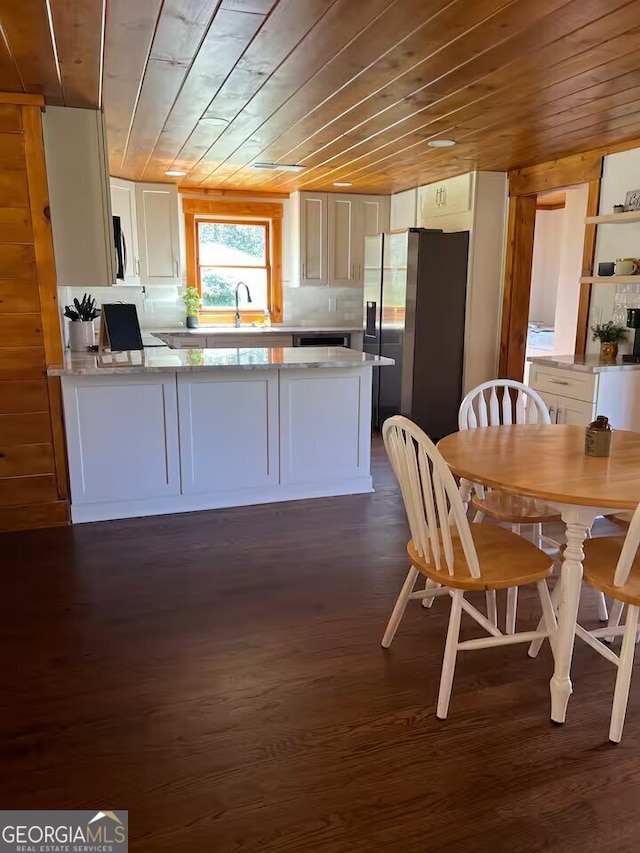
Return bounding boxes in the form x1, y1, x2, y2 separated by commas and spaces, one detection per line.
48, 347, 393, 523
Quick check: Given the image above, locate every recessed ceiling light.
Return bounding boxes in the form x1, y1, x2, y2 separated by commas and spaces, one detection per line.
428, 139, 456, 148
251, 162, 305, 172
165, 170, 186, 177
333, 181, 352, 187
198, 116, 230, 127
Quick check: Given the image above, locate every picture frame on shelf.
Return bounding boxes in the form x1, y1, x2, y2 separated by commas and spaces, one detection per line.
624, 189, 640, 211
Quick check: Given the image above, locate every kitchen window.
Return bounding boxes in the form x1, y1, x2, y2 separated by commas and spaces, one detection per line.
184, 198, 283, 323
198, 220, 269, 312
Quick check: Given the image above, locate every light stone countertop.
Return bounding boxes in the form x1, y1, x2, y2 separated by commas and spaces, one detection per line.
528, 354, 640, 373
47, 346, 394, 376
153, 325, 362, 336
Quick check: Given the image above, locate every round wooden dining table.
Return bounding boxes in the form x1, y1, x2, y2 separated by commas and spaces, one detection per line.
437, 423, 640, 724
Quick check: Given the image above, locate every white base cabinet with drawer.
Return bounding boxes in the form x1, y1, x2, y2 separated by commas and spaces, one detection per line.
530, 363, 640, 430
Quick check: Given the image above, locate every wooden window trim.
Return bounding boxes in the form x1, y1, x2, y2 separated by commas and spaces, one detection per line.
184, 198, 283, 324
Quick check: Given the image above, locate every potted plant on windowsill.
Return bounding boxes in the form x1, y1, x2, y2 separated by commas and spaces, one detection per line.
591, 321, 628, 362
64, 293, 100, 351
182, 286, 202, 329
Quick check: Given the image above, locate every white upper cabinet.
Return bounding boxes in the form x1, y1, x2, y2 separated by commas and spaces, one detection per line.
418, 173, 472, 224
358, 195, 389, 238
327, 195, 357, 287
110, 177, 140, 285
292, 191, 389, 287
298, 192, 327, 285
43, 107, 116, 287
390, 188, 417, 230
135, 183, 181, 286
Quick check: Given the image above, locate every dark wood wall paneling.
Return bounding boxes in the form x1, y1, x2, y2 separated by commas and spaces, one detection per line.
1, 2, 640, 193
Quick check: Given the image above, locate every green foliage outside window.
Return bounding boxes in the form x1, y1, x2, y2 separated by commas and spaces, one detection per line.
198, 222, 267, 308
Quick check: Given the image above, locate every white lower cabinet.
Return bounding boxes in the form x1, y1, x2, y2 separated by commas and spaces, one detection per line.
279, 368, 371, 485
530, 363, 640, 429
63, 374, 180, 506
537, 390, 594, 426
177, 371, 278, 495
62, 367, 374, 522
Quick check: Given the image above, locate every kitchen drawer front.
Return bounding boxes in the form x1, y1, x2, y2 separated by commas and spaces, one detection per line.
529, 365, 597, 404
206, 334, 293, 348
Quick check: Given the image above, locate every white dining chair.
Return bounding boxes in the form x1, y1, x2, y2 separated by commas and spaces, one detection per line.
564, 502, 640, 742
458, 380, 560, 629
457, 379, 608, 631
381, 415, 556, 719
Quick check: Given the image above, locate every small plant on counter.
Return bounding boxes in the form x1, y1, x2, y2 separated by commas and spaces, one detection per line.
182, 286, 202, 329
63, 293, 99, 322
591, 321, 628, 343
591, 321, 628, 363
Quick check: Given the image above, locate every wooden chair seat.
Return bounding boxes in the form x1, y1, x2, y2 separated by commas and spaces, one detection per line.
584, 536, 640, 606
408, 523, 553, 592
471, 490, 561, 524
607, 511, 635, 528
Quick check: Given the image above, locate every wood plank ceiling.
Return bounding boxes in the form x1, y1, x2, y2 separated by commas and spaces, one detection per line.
1, 0, 640, 193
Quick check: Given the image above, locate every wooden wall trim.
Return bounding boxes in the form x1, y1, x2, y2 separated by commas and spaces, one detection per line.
575, 178, 601, 356
536, 201, 565, 211
498, 195, 537, 379
179, 187, 290, 200
183, 198, 284, 324
182, 198, 284, 219
22, 106, 62, 366
509, 151, 602, 197
0, 93, 44, 106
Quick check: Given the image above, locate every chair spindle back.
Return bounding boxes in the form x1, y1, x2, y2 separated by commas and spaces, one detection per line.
459, 379, 551, 431
383, 415, 480, 579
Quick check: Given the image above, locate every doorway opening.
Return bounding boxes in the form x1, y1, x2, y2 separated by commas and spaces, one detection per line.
523, 184, 589, 383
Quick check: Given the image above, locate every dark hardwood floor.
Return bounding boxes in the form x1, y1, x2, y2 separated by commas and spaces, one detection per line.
1, 439, 639, 852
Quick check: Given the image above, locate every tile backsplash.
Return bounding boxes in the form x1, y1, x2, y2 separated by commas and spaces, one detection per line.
282, 284, 362, 326
58, 282, 364, 341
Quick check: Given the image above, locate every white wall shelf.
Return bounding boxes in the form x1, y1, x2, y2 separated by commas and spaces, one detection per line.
580, 275, 640, 284
586, 211, 640, 224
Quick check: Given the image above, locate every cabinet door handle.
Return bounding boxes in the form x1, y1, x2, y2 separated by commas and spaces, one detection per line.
556, 408, 563, 424
302, 262, 306, 280
548, 378, 569, 386
135, 258, 140, 276
548, 407, 556, 423
351, 262, 355, 280
174, 259, 179, 277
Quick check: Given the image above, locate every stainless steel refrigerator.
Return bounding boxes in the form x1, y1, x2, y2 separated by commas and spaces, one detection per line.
363, 228, 469, 440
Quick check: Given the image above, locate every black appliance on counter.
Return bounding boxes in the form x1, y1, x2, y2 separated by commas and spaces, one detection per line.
113, 215, 126, 282
363, 228, 469, 440
623, 308, 640, 363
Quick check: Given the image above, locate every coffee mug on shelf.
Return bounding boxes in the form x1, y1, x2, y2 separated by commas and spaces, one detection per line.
614, 258, 638, 276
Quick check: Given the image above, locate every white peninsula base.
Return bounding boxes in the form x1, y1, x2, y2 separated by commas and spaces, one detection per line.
57, 355, 380, 523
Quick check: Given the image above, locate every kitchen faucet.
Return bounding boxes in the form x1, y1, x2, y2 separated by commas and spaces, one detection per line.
234, 281, 253, 327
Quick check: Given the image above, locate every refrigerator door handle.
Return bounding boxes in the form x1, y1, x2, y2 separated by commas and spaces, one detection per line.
365, 301, 377, 337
